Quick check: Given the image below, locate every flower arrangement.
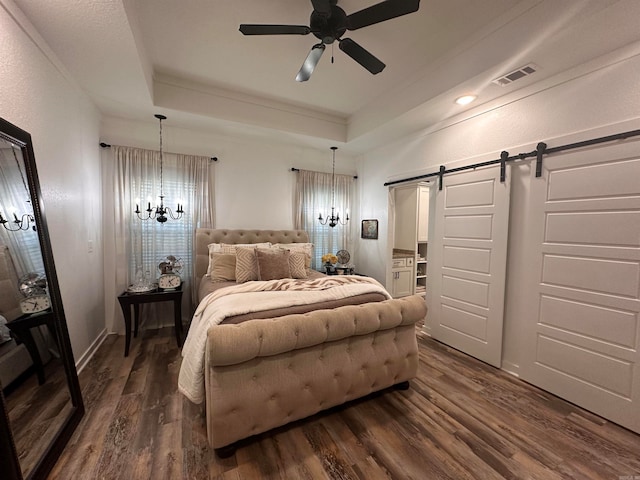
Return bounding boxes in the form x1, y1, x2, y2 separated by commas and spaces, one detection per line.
321, 253, 338, 265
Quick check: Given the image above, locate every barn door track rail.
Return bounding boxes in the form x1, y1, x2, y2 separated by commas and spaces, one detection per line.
384, 128, 640, 190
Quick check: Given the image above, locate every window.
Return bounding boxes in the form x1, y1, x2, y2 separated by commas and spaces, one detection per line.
113, 146, 214, 309
294, 169, 355, 269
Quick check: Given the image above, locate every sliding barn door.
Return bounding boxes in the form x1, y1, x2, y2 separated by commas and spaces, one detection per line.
428, 167, 511, 367
519, 141, 640, 434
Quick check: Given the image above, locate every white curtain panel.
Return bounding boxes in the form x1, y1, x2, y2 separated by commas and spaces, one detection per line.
112, 146, 214, 330
294, 169, 354, 269
0, 145, 44, 277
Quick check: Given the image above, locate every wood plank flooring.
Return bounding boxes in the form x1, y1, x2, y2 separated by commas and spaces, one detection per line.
48, 327, 640, 479
3, 357, 72, 478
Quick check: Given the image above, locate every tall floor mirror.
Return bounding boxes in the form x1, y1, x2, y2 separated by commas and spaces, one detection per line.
0, 117, 84, 479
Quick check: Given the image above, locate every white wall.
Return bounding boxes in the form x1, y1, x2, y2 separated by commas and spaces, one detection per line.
356, 42, 640, 374
101, 117, 358, 229
0, 1, 104, 364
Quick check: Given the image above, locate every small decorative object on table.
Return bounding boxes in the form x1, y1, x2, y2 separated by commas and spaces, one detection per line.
321, 253, 338, 274
335, 249, 354, 275
127, 268, 155, 293
18, 272, 51, 314
158, 255, 183, 290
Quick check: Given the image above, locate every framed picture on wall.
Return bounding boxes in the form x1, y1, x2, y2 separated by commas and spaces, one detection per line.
361, 219, 378, 239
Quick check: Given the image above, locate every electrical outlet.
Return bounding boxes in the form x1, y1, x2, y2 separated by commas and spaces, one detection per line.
88, 240, 94, 253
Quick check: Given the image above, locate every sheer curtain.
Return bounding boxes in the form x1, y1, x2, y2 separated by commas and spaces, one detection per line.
294, 169, 355, 269
0, 145, 44, 277
112, 146, 214, 329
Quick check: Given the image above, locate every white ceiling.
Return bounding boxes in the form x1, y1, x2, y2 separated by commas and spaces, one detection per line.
11, 0, 640, 153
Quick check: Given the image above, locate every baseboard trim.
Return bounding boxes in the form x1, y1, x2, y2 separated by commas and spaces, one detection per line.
501, 360, 520, 378
75, 329, 108, 374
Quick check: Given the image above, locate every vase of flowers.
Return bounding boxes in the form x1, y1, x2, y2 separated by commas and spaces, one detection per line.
321, 253, 338, 274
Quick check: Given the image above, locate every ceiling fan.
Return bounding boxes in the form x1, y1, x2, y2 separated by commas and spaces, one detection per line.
239, 0, 420, 82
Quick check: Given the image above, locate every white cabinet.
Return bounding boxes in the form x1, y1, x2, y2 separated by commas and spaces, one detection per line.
415, 242, 428, 296
391, 257, 414, 298
390, 183, 430, 297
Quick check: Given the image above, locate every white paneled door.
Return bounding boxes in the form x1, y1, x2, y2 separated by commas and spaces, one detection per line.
428, 167, 511, 367
519, 140, 640, 434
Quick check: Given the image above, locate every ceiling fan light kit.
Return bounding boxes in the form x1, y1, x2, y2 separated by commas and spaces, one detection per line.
239, 0, 420, 82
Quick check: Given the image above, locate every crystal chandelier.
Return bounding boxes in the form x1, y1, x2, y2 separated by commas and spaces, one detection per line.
134, 114, 184, 223
318, 146, 349, 228
0, 144, 35, 231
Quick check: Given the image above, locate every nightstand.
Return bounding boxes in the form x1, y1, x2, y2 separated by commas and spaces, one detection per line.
117, 285, 183, 357
6, 310, 56, 385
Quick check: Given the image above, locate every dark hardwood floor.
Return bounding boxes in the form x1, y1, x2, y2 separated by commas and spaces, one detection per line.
48, 326, 640, 479
4, 357, 71, 478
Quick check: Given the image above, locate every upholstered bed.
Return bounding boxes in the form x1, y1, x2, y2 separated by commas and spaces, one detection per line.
180, 228, 427, 456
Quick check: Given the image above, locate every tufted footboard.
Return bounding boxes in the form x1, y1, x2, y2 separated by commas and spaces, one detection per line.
204, 294, 427, 453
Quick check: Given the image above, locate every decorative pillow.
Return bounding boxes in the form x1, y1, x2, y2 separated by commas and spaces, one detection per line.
221, 242, 271, 254
256, 248, 291, 281
273, 243, 313, 268
235, 247, 259, 283
0, 315, 11, 344
288, 251, 307, 279
210, 253, 236, 282
206, 243, 224, 277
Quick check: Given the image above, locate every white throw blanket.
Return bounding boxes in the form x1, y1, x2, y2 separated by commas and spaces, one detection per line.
178, 276, 391, 404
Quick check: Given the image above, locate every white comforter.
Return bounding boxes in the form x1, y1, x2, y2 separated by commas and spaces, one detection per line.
178, 276, 391, 404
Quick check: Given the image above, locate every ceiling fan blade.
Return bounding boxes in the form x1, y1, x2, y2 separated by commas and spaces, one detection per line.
296, 43, 326, 82
339, 38, 385, 74
239, 24, 311, 35
346, 0, 420, 30
310, 0, 332, 16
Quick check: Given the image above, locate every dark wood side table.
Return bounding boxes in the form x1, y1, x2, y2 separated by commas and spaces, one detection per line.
7, 310, 56, 385
117, 285, 183, 357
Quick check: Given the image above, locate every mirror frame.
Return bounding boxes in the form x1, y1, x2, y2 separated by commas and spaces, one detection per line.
0, 117, 84, 480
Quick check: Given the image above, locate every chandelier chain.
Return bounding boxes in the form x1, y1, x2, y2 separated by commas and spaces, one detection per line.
133, 114, 183, 223
159, 116, 164, 198
318, 146, 348, 228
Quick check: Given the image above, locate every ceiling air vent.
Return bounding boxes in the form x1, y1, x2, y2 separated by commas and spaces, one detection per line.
492, 63, 538, 86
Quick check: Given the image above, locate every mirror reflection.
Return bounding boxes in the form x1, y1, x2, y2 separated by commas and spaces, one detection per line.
0, 135, 72, 478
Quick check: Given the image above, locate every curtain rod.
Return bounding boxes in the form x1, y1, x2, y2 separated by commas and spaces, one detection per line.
291, 167, 357, 179
384, 128, 640, 190
99, 142, 218, 161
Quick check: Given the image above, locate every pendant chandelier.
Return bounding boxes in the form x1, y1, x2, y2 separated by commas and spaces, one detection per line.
0, 144, 35, 232
318, 146, 349, 228
134, 114, 184, 223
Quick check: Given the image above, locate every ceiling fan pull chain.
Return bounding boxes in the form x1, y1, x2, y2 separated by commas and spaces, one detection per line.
331, 43, 334, 64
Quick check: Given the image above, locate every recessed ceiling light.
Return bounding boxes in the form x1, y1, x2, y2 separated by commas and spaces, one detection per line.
455, 95, 477, 105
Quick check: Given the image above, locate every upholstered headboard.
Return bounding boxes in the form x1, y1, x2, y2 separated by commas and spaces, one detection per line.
194, 229, 309, 291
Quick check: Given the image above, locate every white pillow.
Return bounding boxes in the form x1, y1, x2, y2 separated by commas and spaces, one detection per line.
220, 242, 271, 254
205, 243, 224, 277
0, 315, 11, 344
206, 242, 271, 277
273, 243, 313, 268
